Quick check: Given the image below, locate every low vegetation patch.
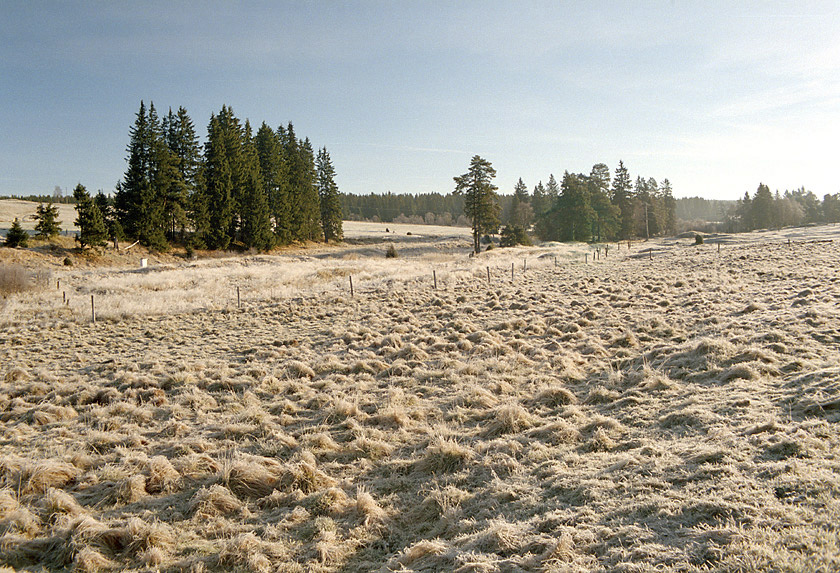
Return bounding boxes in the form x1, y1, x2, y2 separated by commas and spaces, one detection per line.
2, 226, 840, 571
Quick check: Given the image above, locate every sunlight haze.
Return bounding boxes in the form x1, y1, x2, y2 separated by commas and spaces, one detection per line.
1, 1, 837, 199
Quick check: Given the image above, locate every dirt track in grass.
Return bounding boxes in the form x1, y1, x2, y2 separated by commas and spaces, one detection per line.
2, 224, 840, 572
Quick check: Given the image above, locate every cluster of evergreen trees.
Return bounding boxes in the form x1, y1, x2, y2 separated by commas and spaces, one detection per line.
729, 184, 840, 231
108, 101, 342, 251
514, 162, 676, 243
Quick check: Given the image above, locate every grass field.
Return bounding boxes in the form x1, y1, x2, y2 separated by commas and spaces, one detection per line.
2, 220, 839, 572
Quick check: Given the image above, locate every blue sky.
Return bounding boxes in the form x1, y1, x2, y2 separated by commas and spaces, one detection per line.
1, 1, 838, 200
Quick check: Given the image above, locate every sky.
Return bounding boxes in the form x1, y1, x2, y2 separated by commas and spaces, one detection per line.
1, 1, 838, 201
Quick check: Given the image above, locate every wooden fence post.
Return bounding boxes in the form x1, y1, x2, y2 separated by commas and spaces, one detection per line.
91, 295, 95, 324
486, 266, 490, 285
237, 286, 241, 309
433, 270, 437, 290
349, 276, 354, 297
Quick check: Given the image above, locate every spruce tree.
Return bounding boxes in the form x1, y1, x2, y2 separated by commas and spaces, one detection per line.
255, 123, 290, 242
34, 202, 62, 239
531, 181, 547, 219
317, 147, 343, 242
555, 171, 595, 242
239, 121, 274, 251
508, 177, 533, 229
202, 107, 243, 249
611, 160, 634, 239
95, 192, 123, 246
4, 219, 29, 248
453, 155, 501, 254
115, 101, 170, 250
298, 137, 323, 241
73, 184, 107, 248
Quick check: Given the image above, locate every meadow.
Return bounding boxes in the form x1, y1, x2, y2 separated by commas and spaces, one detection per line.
1, 221, 839, 572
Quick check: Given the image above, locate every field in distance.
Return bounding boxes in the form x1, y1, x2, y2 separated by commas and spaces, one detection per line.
1, 217, 839, 571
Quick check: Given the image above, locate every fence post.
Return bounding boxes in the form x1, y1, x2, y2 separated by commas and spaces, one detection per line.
349, 276, 354, 297
433, 270, 437, 290
511, 262, 514, 281
91, 295, 96, 324
486, 266, 490, 285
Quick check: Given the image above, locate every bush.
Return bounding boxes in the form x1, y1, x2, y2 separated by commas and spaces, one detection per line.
0, 264, 49, 295
385, 244, 398, 258
695, 234, 704, 245
63, 257, 73, 266
499, 225, 532, 247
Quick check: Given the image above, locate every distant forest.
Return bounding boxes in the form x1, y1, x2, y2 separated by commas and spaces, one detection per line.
344, 160, 678, 243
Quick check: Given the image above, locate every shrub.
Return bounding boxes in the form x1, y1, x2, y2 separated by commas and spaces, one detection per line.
695, 234, 704, 245
63, 257, 73, 266
0, 264, 49, 295
385, 244, 398, 258
499, 225, 532, 247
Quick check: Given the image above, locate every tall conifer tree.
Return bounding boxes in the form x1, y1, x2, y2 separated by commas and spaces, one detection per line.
239, 120, 274, 250
316, 147, 343, 242
453, 155, 501, 254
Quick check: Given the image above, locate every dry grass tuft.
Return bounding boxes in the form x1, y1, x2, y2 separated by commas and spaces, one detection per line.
42, 487, 85, 519
146, 455, 181, 493
484, 402, 536, 436
534, 385, 578, 407
421, 436, 474, 473
72, 546, 113, 573
285, 360, 316, 379
355, 487, 386, 526
116, 474, 147, 504
189, 484, 244, 518
223, 459, 279, 499
22, 460, 79, 494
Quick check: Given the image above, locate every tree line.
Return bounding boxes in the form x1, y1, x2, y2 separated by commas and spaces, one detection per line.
729, 184, 840, 232
451, 156, 677, 253
74, 101, 343, 251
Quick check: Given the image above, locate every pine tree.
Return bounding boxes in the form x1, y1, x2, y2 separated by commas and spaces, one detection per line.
34, 202, 62, 239
4, 219, 29, 248
73, 184, 107, 248
660, 179, 677, 235
115, 101, 170, 250
531, 181, 547, 221
545, 174, 560, 201
238, 121, 274, 251
255, 123, 290, 243
611, 160, 634, 239
508, 178, 533, 229
282, 125, 322, 241
317, 147, 343, 242
555, 171, 595, 242
453, 155, 501, 254
202, 108, 239, 249
95, 192, 122, 246
299, 137, 323, 241
752, 183, 775, 230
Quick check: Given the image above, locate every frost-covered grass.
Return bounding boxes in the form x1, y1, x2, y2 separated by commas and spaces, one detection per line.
2, 226, 840, 571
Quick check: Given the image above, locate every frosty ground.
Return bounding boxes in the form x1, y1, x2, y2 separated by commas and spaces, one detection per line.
1, 223, 839, 572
